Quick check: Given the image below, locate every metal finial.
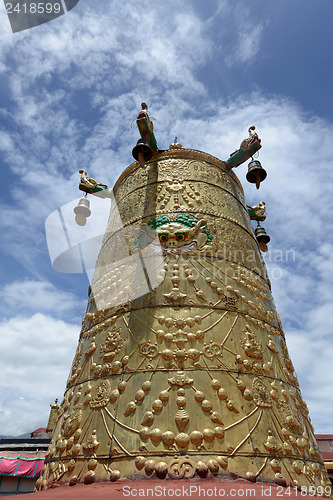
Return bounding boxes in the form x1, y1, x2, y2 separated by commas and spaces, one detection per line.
169, 136, 183, 150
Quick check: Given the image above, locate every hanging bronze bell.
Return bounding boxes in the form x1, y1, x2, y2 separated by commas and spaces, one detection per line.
132, 138, 153, 168
246, 159, 267, 189
74, 197, 91, 226
255, 225, 270, 252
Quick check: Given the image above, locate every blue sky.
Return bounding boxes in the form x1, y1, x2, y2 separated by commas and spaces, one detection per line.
0, 0, 332, 436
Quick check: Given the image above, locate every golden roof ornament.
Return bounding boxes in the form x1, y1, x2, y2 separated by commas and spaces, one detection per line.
169, 136, 183, 149
38, 104, 331, 494
132, 102, 158, 168
247, 201, 267, 221
46, 398, 59, 434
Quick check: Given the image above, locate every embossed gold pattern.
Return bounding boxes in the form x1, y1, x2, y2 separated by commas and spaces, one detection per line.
39, 149, 330, 491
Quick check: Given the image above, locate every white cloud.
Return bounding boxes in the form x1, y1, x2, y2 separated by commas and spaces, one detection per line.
0, 130, 14, 151
286, 329, 333, 433
0, 0, 214, 268
201, 2, 266, 68
0, 280, 84, 316
237, 24, 264, 64
0, 313, 79, 436
224, 22, 265, 67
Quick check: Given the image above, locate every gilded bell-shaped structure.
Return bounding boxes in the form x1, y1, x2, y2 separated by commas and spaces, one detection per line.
37, 145, 330, 492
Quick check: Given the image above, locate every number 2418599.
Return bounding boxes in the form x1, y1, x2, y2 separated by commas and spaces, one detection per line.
5, 3, 62, 14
